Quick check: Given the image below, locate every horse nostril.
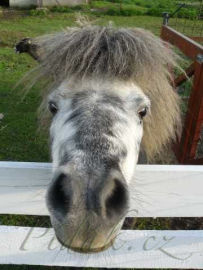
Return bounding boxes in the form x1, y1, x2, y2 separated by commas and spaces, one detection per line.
105, 178, 129, 218
46, 173, 72, 217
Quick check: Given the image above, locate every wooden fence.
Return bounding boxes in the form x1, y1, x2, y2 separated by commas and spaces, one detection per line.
0, 162, 203, 268
161, 25, 203, 165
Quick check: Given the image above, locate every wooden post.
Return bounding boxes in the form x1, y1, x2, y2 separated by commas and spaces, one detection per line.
177, 54, 203, 163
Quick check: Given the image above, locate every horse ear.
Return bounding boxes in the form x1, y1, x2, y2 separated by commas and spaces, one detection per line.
15, 38, 42, 62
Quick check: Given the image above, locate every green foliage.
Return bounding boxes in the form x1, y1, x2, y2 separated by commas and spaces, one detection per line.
29, 5, 89, 16
50, 5, 72, 12
104, 6, 146, 16
93, 0, 200, 18
25, 0, 200, 19
177, 8, 198, 19
91, 1, 147, 16
146, 6, 198, 18
50, 4, 89, 13
146, 7, 173, 17
29, 8, 49, 16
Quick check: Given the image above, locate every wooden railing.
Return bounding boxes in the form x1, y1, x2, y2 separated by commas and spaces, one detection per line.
0, 162, 203, 268
161, 25, 203, 164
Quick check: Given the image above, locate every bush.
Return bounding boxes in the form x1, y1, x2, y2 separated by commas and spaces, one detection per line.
71, 5, 83, 11
145, 3, 152, 8
50, 6, 72, 13
158, 3, 165, 9
102, 5, 146, 16
29, 8, 48, 16
50, 4, 89, 13
177, 8, 198, 19
46, 0, 200, 19
105, 7, 119, 15
146, 7, 173, 17
122, 7, 146, 16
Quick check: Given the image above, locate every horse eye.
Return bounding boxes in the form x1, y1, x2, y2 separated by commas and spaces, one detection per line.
49, 101, 58, 115
138, 107, 147, 119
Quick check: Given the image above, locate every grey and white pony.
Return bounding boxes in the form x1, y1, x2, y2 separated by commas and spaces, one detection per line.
16, 24, 181, 252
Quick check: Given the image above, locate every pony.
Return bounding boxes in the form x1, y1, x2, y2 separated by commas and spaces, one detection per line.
16, 23, 181, 253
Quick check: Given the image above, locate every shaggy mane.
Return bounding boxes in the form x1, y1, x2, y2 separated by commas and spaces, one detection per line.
23, 24, 182, 162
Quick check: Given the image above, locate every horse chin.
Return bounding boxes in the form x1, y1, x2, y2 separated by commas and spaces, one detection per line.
56, 233, 115, 253
52, 219, 121, 253
50, 209, 125, 253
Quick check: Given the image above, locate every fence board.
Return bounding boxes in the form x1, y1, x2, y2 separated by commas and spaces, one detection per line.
161, 25, 203, 60
0, 162, 203, 217
0, 225, 203, 268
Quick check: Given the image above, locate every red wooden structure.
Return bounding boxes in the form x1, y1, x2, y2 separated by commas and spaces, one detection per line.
161, 25, 203, 164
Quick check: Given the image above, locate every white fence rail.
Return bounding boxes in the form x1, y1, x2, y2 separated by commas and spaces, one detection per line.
0, 162, 203, 268
1, 162, 203, 217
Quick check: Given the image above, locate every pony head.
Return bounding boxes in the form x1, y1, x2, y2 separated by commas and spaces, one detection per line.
18, 25, 181, 252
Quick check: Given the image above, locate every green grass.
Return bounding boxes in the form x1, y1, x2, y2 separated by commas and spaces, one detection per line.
0, 47, 49, 161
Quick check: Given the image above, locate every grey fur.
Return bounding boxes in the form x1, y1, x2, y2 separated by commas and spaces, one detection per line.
28, 26, 178, 87
21, 25, 182, 161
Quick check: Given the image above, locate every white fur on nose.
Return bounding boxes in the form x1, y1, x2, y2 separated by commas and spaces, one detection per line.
50, 99, 76, 171
118, 121, 142, 184
50, 79, 149, 181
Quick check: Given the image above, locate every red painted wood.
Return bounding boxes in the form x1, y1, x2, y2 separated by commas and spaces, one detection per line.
178, 59, 203, 163
184, 158, 203, 165
161, 25, 203, 164
189, 36, 203, 43
161, 26, 203, 61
